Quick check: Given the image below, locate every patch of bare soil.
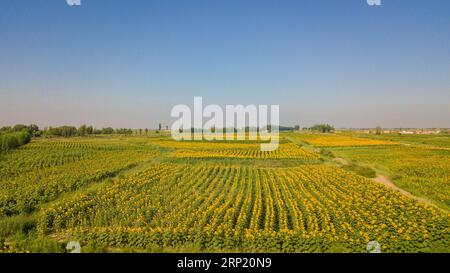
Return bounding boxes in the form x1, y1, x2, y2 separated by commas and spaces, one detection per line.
333, 157, 349, 165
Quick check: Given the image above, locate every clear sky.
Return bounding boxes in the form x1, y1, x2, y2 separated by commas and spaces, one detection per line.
1, 0, 449, 129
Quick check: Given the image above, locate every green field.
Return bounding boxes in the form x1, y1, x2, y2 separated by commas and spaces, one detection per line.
0, 133, 449, 253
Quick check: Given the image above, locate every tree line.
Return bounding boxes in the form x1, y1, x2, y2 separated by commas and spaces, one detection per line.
0, 124, 149, 152
42, 126, 135, 137
297, 124, 335, 133
0, 122, 337, 152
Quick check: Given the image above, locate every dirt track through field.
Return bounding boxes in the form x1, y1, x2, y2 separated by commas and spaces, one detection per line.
373, 175, 438, 208
286, 136, 448, 212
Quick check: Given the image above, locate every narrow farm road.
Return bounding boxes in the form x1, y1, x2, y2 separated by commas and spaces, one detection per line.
372, 175, 447, 212
373, 175, 415, 198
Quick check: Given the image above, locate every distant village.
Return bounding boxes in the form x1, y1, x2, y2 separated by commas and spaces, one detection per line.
296, 124, 448, 135
340, 128, 447, 135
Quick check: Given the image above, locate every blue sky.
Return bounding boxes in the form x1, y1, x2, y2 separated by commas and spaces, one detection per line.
1, 0, 449, 128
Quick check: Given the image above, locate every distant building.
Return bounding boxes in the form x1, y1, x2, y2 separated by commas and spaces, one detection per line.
399, 130, 441, 135
416, 130, 441, 135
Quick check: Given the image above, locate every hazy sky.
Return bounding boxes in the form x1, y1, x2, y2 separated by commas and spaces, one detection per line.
1, 0, 449, 129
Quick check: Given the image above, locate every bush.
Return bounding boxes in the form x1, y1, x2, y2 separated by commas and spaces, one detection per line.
0, 215, 37, 238
17, 131, 32, 146
310, 124, 335, 133
320, 148, 335, 158
0, 134, 19, 150
342, 163, 377, 178
0, 131, 32, 152
11, 233, 65, 253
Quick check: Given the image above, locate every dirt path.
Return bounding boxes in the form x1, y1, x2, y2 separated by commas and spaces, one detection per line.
373, 175, 432, 205
333, 157, 348, 165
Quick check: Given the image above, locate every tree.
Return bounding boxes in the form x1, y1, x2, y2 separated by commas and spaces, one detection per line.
310, 124, 334, 133
159, 123, 162, 131
294, 125, 300, 131
102, 127, 114, 134
86, 126, 94, 135
0, 130, 32, 152
375, 126, 383, 135
44, 126, 77, 137
13, 124, 29, 132
115, 128, 130, 135
78, 125, 87, 136
0, 126, 12, 132
60, 126, 78, 137
28, 124, 40, 136
145, 128, 148, 136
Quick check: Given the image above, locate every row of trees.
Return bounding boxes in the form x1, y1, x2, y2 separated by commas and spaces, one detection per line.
292, 124, 335, 133
0, 124, 158, 152
42, 126, 136, 137
0, 124, 40, 136
0, 124, 145, 142
307, 124, 335, 133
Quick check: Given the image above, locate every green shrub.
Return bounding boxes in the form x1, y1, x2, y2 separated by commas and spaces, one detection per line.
0, 131, 32, 152
342, 163, 377, 178
320, 148, 335, 158
0, 215, 37, 238
11, 233, 65, 253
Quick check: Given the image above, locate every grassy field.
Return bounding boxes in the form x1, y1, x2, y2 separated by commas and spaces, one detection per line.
328, 145, 450, 208
0, 133, 449, 253
341, 132, 450, 149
